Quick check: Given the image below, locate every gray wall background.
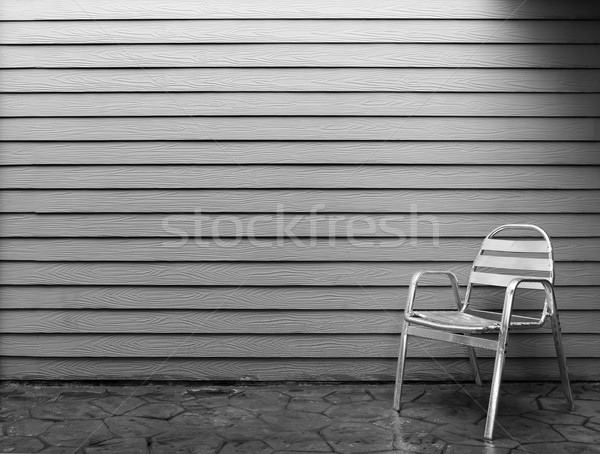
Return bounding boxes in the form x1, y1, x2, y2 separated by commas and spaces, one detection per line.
0, 0, 599, 380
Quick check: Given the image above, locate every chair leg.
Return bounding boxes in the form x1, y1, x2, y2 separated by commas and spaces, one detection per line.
393, 320, 410, 411
549, 311, 575, 411
484, 332, 508, 441
466, 345, 483, 386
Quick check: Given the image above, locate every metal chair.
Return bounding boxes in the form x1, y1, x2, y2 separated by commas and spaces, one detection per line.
392, 224, 574, 440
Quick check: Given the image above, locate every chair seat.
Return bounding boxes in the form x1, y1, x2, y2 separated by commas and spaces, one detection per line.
406, 310, 541, 334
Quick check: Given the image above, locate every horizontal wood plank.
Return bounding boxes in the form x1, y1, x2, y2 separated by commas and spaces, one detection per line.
0, 285, 594, 310
0, 333, 596, 357
0, 262, 470, 286
3, 189, 599, 213
0, 286, 427, 310
2, 165, 599, 189
2, 0, 598, 20
0, 310, 594, 334
2, 238, 488, 262
1, 238, 598, 262
3, 44, 600, 69
1, 118, 596, 141
0, 310, 402, 334
1, 357, 596, 381
4, 93, 600, 117
3, 69, 599, 93
0, 262, 597, 286
1, 214, 598, 238
3, 142, 600, 166
2, 20, 600, 44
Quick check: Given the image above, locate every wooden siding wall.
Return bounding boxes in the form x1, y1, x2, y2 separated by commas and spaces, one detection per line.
0, 0, 599, 381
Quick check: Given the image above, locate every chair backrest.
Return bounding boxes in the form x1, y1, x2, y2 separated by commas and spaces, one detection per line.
466, 224, 554, 296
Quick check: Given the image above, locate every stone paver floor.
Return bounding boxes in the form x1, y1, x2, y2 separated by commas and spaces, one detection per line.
1, 382, 599, 453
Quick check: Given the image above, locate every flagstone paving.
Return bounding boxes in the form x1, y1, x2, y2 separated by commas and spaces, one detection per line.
0, 382, 599, 453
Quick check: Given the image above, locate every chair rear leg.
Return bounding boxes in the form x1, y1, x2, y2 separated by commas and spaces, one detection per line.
484, 333, 508, 441
466, 345, 483, 386
549, 311, 574, 410
393, 320, 410, 411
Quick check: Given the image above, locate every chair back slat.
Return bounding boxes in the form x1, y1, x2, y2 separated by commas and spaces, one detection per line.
482, 238, 550, 254
473, 255, 552, 272
469, 271, 546, 289
467, 224, 554, 291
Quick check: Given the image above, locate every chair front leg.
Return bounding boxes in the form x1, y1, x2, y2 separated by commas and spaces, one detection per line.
484, 279, 518, 441
484, 327, 509, 440
393, 319, 410, 411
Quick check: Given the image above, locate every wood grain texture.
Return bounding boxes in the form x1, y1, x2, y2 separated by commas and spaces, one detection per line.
3, 165, 599, 189
0, 310, 594, 334
4, 68, 599, 93
0, 286, 429, 310
4, 44, 600, 69
3, 142, 600, 166
0, 333, 596, 357
1, 262, 597, 286
1, 285, 595, 310
2, 20, 600, 44
3, 189, 599, 213
2, 0, 598, 20
0, 261, 469, 286
5, 93, 600, 117
2, 0, 599, 383
2, 214, 598, 238
1, 118, 595, 141
1, 357, 597, 381
0, 310, 401, 334
2, 238, 598, 261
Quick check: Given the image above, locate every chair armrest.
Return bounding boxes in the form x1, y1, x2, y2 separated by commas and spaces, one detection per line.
501, 278, 554, 330
405, 271, 463, 315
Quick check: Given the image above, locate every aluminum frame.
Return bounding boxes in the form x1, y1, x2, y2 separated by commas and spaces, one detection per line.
392, 224, 574, 441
